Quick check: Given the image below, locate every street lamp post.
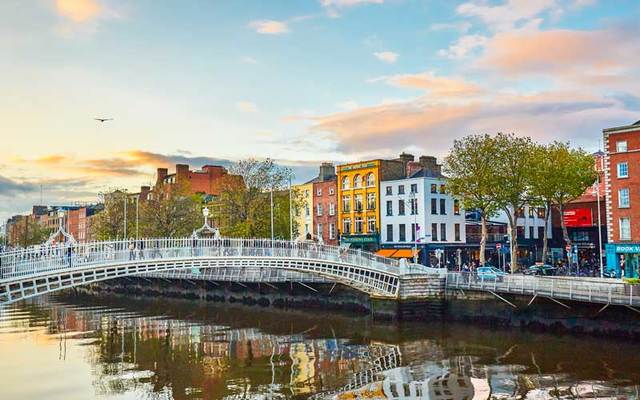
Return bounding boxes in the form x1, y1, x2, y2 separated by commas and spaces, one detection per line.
270, 186, 275, 241
123, 194, 127, 239
594, 175, 604, 277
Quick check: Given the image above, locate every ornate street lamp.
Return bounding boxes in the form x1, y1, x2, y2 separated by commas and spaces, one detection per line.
191, 207, 220, 238
46, 209, 76, 245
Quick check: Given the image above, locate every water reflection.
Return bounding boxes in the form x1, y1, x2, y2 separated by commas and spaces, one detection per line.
0, 293, 639, 399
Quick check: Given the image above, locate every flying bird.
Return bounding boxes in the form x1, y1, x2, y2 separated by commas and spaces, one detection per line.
94, 118, 113, 123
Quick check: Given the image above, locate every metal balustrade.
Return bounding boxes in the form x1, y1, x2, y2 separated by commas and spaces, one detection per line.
445, 272, 640, 307
0, 238, 401, 304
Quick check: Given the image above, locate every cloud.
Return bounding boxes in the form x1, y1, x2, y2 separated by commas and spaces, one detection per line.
54, 0, 101, 23
429, 22, 472, 33
242, 56, 258, 64
236, 101, 259, 113
373, 51, 398, 64
456, 0, 557, 31
320, 0, 384, 7
248, 20, 289, 34
438, 34, 487, 59
371, 71, 482, 98
337, 100, 360, 110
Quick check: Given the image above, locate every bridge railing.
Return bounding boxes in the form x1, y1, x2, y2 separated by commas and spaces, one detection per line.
0, 238, 399, 281
445, 272, 639, 307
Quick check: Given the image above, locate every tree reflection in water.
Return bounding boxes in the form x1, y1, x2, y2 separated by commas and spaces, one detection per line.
1, 292, 639, 400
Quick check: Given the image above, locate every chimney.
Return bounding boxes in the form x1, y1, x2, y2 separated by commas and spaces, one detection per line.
419, 155, 441, 175
156, 168, 168, 185
318, 162, 335, 182
398, 153, 415, 177
175, 164, 190, 182
140, 186, 151, 201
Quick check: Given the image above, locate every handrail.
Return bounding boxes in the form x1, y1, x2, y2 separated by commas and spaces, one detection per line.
0, 238, 399, 281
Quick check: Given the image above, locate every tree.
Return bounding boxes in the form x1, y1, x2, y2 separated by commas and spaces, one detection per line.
492, 133, 538, 271
139, 181, 202, 237
530, 142, 597, 260
91, 189, 136, 240
212, 159, 302, 239
444, 134, 502, 266
13, 217, 51, 247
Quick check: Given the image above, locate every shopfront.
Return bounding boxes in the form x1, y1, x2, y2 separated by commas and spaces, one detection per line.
340, 233, 379, 252
605, 243, 640, 278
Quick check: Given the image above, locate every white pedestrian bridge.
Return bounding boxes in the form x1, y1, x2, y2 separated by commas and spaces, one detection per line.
0, 238, 411, 305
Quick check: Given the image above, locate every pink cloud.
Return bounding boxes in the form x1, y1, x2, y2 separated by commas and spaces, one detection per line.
248, 20, 289, 34
373, 71, 482, 97
55, 0, 101, 23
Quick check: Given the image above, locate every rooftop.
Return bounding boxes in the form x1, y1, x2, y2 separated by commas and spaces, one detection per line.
603, 119, 640, 133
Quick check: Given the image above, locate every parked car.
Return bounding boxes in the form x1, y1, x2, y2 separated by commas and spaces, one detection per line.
476, 266, 508, 282
525, 264, 556, 276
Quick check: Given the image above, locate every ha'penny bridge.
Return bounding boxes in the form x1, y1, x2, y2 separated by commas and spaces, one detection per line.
1, 238, 639, 315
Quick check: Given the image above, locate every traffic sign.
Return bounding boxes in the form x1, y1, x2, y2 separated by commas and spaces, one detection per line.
496, 243, 502, 249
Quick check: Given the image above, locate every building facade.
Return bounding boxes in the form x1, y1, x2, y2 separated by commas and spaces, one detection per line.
155, 164, 243, 198
604, 120, 640, 277
336, 155, 407, 251
380, 164, 466, 265
293, 181, 314, 239
312, 163, 338, 246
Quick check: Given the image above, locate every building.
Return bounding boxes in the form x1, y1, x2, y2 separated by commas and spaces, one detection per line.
336, 154, 408, 251
379, 156, 466, 265
311, 163, 338, 246
293, 181, 314, 239
154, 164, 243, 198
604, 120, 640, 278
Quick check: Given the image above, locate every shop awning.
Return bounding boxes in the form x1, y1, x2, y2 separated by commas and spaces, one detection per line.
375, 249, 396, 257
390, 249, 416, 259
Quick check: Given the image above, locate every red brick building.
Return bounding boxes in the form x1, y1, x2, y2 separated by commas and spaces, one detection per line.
311, 163, 338, 245
149, 164, 243, 199
604, 120, 640, 277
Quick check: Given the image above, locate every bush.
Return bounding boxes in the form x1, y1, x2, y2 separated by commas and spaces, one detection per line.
623, 278, 640, 285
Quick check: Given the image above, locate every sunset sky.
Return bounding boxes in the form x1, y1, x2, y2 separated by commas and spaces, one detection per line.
1, 0, 639, 223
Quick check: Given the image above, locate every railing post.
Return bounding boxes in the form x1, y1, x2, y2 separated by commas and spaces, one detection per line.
608, 285, 612, 304
630, 284, 633, 306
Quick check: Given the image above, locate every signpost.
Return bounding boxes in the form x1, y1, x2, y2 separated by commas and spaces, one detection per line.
496, 243, 502, 270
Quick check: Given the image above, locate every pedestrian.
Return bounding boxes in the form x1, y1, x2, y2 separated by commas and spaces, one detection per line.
138, 239, 145, 259
129, 239, 136, 260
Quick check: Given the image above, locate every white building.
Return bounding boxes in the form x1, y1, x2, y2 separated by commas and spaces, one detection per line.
380, 169, 466, 252
493, 205, 552, 241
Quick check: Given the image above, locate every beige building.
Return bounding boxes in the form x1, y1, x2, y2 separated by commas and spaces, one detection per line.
293, 181, 314, 239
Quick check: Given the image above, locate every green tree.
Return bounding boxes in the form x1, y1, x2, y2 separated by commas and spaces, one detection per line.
139, 181, 202, 237
213, 158, 302, 239
444, 134, 502, 266
530, 142, 597, 260
14, 218, 52, 247
492, 133, 538, 271
91, 189, 135, 240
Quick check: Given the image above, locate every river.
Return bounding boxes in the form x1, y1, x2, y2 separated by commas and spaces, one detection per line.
1, 293, 639, 399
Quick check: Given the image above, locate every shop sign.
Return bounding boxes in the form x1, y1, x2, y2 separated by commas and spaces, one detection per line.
613, 244, 640, 253
339, 162, 376, 172
562, 208, 593, 227
341, 234, 379, 244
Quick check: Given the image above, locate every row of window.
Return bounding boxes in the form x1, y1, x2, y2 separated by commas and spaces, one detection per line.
385, 223, 462, 242
385, 198, 461, 216
341, 173, 375, 190
313, 223, 336, 240
384, 183, 447, 196
314, 203, 337, 216
515, 207, 546, 219
341, 194, 376, 212
342, 217, 376, 234
315, 187, 335, 197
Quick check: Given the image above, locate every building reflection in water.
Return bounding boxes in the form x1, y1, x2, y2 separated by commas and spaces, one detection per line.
1, 296, 639, 400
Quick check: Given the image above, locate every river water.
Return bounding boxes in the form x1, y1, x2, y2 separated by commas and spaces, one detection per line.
1, 293, 639, 399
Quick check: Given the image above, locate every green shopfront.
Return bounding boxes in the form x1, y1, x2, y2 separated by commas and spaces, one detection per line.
340, 234, 379, 252
605, 243, 640, 278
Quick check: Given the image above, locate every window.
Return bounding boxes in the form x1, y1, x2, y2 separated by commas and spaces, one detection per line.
341, 176, 350, 190
430, 184, 437, 194
431, 198, 437, 215
317, 223, 323, 238
439, 184, 446, 194
517, 226, 525, 238
354, 194, 363, 211
620, 217, 631, 240
386, 224, 393, 242
329, 223, 336, 240
305, 205, 310, 217
537, 208, 546, 219
454, 223, 461, 241
454, 199, 460, 215
617, 140, 628, 152
529, 226, 534, 238
329, 203, 336, 216
317, 188, 322, 196
386, 186, 392, 195
410, 183, 418, 194
342, 195, 351, 212
398, 185, 405, 195
365, 173, 375, 187
353, 174, 362, 188
618, 162, 629, 178
366, 193, 376, 210
440, 199, 446, 215
411, 223, 417, 241
516, 208, 524, 218
304, 223, 309, 235
316, 204, 323, 216
440, 224, 447, 241
619, 188, 630, 208
304, 189, 309, 197
329, 187, 335, 195
409, 198, 417, 215
343, 218, 351, 234
431, 223, 438, 241
386, 200, 393, 216
398, 200, 405, 215
367, 217, 376, 233
355, 217, 363, 233
399, 224, 406, 242
528, 207, 534, 218
538, 226, 545, 239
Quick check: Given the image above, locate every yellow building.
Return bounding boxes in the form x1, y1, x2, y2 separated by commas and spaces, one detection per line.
337, 156, 407, 250
293, 181, 314, 239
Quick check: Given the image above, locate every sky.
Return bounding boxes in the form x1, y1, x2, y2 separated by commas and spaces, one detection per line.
1, 0, 640, 223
